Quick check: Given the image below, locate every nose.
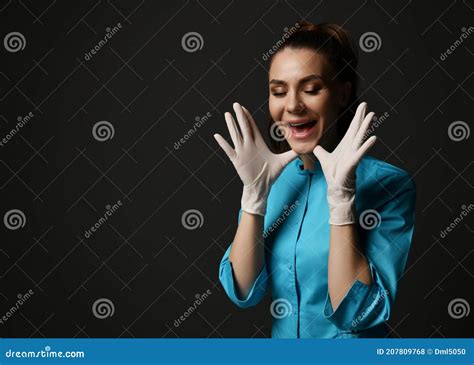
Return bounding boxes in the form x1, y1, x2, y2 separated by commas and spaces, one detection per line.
285, 91, 306, 114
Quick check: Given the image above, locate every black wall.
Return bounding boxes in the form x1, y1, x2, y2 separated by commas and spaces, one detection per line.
0, 0, 472, 338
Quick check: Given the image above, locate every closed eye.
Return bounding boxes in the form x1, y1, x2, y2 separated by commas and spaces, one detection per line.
304, 88, 321, 95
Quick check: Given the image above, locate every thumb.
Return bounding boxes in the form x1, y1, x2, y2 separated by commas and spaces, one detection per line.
213, 133, 236, 160
277, 149, 298, 167
313, 145, 329, 163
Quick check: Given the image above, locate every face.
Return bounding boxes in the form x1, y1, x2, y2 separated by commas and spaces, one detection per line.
268, 47, 350, 154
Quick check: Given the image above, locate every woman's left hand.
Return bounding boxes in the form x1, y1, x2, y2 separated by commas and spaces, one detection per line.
313, 102, 377, 225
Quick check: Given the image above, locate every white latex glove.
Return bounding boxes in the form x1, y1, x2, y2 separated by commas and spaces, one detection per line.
214, 103, 298, 216
313, 102, 377, 225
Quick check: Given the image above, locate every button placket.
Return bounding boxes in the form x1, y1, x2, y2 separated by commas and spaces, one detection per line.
293, 173, 312, 337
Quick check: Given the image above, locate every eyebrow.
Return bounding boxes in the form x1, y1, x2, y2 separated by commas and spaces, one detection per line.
269, 74, 323, 85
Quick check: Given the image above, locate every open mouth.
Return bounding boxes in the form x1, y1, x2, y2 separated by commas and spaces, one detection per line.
288, 120, 318, 139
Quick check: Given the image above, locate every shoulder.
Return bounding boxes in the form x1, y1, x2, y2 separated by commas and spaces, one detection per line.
357, 155, 416, 198
358, 155, 414, 186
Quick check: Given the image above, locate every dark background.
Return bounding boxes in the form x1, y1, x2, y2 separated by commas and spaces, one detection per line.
0, 0, 472, 338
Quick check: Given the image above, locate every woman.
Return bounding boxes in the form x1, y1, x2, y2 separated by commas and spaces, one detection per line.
213, 22, 416, 338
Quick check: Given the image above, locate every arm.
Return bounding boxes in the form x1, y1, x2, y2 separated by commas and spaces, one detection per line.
322, 173, 416, 331
314, 102, 377, 311
328, 224, 372, 310
215, 103, 297, 307
314, 102, 416, 331
228, 211, 265, 299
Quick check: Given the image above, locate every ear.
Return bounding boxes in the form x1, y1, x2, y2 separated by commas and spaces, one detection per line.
338, 81, 352, 108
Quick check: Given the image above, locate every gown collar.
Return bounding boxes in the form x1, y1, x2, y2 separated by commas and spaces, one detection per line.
295, 156, 322, 175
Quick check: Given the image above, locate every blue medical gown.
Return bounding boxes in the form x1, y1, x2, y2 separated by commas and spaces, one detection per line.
219, 156, 416, 338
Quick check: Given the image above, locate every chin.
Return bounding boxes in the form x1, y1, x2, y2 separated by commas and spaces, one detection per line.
287, 139, 318, 155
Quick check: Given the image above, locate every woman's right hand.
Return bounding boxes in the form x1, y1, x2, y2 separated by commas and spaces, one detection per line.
213, 102, 298, 216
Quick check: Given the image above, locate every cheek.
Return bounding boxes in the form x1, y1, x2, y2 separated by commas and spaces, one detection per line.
304, 93, 339, 125
303, 91, 332, 111
268, 97, 284, 120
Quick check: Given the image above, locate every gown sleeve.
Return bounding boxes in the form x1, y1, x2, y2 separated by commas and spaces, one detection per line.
323, 169, 416, 331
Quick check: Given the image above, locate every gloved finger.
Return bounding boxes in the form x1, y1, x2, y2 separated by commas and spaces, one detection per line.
233, 102, 252, 142
241, 106, 262, 144
354, 111, 375, 147
214, 133, 237, 160
224, 112, 242, 150
353, 135, 377, 164
242, 105, 276, 152
344, 102, 367, 141
313, 145, 330, 166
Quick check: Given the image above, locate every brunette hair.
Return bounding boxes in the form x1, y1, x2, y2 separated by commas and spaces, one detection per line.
267, 22, 360, 153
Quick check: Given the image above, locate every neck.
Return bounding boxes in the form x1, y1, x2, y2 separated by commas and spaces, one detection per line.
299, 137, 339, 170
299, 153, 317, 170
